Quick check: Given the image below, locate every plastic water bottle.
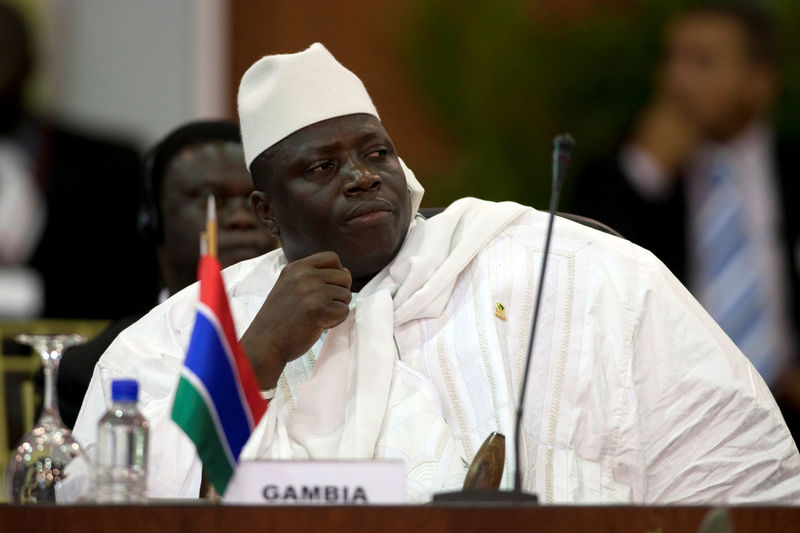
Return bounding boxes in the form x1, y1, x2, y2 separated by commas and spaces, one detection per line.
96, 379, 149, 502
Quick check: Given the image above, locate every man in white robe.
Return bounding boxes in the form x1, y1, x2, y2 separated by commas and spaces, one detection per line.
73, 43, 800, 504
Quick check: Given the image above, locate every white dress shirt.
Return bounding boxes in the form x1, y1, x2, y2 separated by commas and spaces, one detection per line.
0, 139, 45, 317
620, 123, 796, 386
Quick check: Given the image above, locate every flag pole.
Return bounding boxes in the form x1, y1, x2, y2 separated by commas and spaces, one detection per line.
206, 194, 217, 259
198, 225, 220, 502
201, 201, 219, 501
200, 231, 208, 257
175, 190, 267, 499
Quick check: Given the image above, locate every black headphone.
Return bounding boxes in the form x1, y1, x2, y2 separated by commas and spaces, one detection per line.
137, 147, 163, 246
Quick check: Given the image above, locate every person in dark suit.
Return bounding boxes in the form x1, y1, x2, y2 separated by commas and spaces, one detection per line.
0, 4, 159, 319
49, 120, 279, 428
571, 1, 800, 439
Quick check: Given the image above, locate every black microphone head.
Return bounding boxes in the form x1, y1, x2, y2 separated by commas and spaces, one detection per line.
552, 133, 576, 157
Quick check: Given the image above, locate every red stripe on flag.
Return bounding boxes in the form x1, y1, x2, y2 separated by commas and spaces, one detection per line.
198, 255, 267, 425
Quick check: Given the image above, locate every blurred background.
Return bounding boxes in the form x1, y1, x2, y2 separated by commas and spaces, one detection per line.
5, 0, 798, 208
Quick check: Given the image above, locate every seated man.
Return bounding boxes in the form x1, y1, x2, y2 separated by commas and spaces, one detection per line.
74, 44, 800, 503
50, 120, 277, 428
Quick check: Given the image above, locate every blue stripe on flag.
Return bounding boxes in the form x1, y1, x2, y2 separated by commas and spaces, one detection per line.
184, 312, 252, 457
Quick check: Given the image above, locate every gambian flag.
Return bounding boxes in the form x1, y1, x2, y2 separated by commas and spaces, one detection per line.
171, 253, 268, 495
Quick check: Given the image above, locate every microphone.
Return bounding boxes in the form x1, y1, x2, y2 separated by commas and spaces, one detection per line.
433, 134, 575, 505
513, 133, 575, 494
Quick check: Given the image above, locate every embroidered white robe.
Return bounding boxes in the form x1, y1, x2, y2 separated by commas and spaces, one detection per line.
73, 200, 800, 504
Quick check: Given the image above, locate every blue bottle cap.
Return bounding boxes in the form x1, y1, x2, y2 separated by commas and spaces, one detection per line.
111, 379, 139, 402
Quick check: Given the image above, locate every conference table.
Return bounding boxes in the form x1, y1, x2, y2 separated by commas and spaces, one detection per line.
2, 503, 799, 532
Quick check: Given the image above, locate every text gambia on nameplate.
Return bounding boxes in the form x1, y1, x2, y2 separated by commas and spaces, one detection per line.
223, 460, 406, 505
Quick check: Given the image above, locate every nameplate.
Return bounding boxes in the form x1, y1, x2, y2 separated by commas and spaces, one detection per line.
223, 460, 406, 505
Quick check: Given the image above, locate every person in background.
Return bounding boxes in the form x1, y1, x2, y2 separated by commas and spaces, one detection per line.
0, 3, 158, 319
140, 120, 278, 297
43, 120, 278, 428
571, 1, 800, 439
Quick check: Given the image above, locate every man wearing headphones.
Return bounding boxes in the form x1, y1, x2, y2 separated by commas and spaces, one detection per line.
139, 120, 278, 297
50, 120, 278, 428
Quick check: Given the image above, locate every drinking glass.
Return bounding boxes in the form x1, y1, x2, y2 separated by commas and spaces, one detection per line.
6, 334, 93, 503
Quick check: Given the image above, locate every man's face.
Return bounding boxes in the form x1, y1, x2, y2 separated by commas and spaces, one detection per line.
660, 13, 774, 140
252, 114, 412, 283
160, 141, 276, 284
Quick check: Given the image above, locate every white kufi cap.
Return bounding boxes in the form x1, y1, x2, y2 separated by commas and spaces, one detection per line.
238, 42, 380, 167
237, 42, 424, 219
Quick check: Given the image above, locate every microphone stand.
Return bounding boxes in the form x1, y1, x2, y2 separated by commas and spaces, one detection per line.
433, 134, 575, 506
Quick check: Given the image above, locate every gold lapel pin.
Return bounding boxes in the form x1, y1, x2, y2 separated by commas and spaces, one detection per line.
495, 302, 507, 321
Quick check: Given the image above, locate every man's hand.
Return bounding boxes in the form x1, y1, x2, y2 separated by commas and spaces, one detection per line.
631, 96, 702, 179
240, 251, 352, 389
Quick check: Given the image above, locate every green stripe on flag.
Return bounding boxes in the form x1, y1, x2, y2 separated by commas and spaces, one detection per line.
171, 376, 235, 494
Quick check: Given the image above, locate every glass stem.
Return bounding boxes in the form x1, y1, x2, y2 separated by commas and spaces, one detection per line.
41, 354, 62, 422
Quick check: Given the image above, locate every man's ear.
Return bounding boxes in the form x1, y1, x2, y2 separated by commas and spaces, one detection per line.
250, 190, 280, 237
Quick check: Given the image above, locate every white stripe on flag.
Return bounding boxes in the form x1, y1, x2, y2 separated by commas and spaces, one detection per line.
180, 366, 238, 471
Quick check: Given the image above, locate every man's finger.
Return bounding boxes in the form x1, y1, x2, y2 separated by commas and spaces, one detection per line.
303, 250, 343, 269
318, 267, 352, 289
327, 286, 352, 306
322, 301, 351, 329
